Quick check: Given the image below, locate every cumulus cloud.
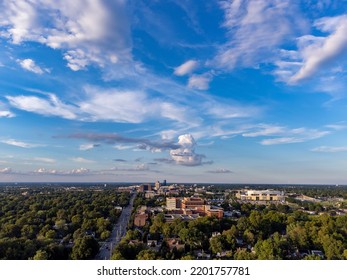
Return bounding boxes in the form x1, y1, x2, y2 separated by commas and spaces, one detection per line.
34, 167, 90, 175
174, 60, 198, 76
290, 15, 347, 83
17, 58, 46, 74
1, 138, 43, 148
0, 0, 132, 71
169, 134, 211, 166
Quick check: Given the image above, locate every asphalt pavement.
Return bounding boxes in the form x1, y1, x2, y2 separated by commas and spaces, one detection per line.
95, 192, 136, 260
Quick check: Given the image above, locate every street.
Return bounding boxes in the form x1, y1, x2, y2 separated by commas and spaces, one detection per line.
95, 192, 136, 260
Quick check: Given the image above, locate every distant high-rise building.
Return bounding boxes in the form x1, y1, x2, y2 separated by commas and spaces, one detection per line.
154, 181, 161, 190
163, 180, 167, 186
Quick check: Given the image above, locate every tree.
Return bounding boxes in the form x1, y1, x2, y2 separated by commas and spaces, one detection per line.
71, 236, 99, 260
137, 249, 157, 260
234, 248, 255, 260
33, 250, 48, 260
210, 235, 227, 255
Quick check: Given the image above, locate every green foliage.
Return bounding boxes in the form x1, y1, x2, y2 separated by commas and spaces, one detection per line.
70, 236, 99, 260
0, 187, 127, 259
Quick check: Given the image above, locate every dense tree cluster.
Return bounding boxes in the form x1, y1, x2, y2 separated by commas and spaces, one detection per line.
112, 200, 347, 260
0, 187, 129, 259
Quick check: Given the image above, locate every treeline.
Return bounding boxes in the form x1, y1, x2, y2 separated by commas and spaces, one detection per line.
0, 188, 129, 259
111, 203, 347, 260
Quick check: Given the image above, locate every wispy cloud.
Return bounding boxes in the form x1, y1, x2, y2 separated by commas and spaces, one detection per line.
289, 15, 347, 83
0, 110, 15, 118
0, 102, 15, 118
17, 58, 47, 74
32, 157, 56, 163
114, 159, 127, 162
311, 146, 347, 153
109, 163, 151, 172
79, 143, 100, 151
174, 60, 199, 76
206, 168, 233, 174
213, 0, 306, 70
67, 132, 180, 152
6, 93, 77, 120
1, 139, 43, 148
243, 124, 331, 145
188, 73, 212, 90
71, 157, 95, 163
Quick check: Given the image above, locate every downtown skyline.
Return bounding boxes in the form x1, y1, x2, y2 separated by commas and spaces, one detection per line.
1, 0, 347, 184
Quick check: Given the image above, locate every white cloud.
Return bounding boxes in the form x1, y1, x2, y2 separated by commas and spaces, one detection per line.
260, 137, 302, 145
71, 157, 95, 163
289, 15, 347, 83
188, 73, 212, 90
325, 124, 347, 131
34, 168, 58, 174
259, 128, 330, 145
1, 139, 43, 148
17, 58, 46, 74
0, 0, 132, 71
242, 124, 285, 137
214, 0, 306, 69
242, 124, 331, 145
207, 168, 233, 174
0, 102, 15, 118
311, 146, 347, 153
0, 167, 13, 174
7, 86, 198, 125
113, 144, 134, 150
169, 134, 210, 166
174, 60, 198, 76
34, 167, 90, 175
109, 164, 150, 172
6, 93, 77, 119
79, 87, 153, 123
206, 99, 260, 119
33, 157, 56, 163
0, 110, 15, 118
79, 143, 99, 151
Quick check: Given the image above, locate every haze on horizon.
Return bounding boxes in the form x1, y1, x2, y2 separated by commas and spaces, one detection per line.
1, 0, 347, 184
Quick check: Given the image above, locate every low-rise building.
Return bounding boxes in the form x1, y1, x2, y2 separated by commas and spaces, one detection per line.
236, 189, 285, 202
134, 212, 149, 227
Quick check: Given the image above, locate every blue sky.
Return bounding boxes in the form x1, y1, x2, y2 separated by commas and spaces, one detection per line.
1, 0, 347, 184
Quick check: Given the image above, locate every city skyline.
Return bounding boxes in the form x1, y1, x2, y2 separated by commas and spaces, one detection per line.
1, 0, 347, 184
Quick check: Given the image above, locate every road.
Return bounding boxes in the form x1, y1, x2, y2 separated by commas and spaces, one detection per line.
95, 192, 136, 260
